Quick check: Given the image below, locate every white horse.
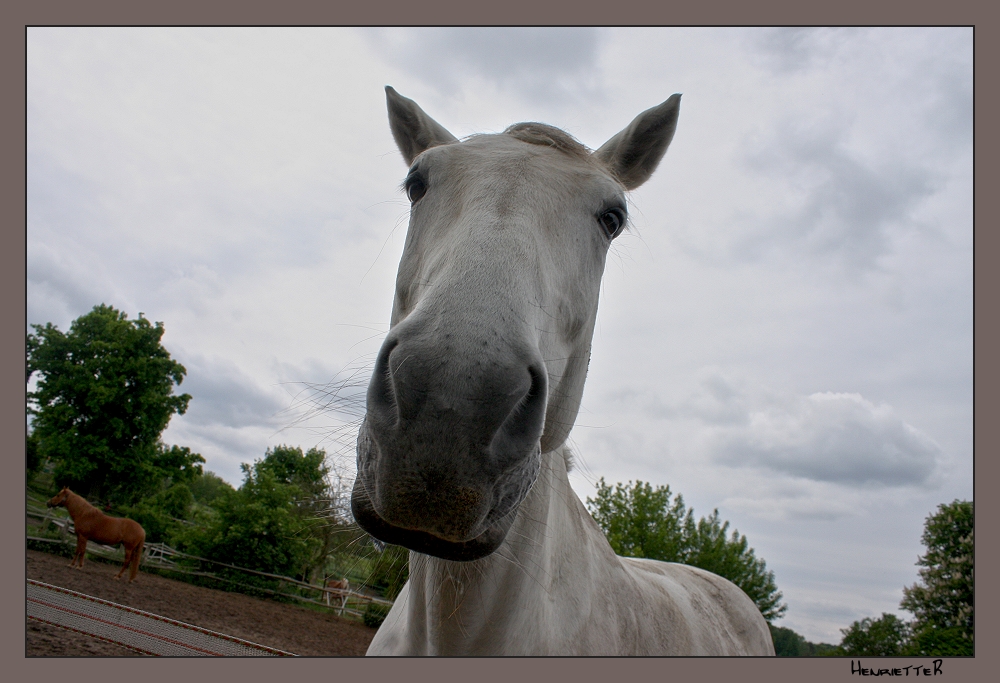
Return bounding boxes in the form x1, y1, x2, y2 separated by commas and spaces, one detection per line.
351, 86, 775, 656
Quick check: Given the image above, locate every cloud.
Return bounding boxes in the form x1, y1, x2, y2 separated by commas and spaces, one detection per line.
614, 371, 944, 489
162, 421, 272, 486
176, 354, 287, 429
733, 119, 937, 271
26, 235, 137, 332
722, 489, 857, 523
363, 27, 605, 104
919, 34, 973, 154
710, 391, 942, 487
746, 27, 850, 74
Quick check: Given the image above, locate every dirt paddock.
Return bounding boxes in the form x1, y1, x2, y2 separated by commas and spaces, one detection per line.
26, 549, 377, 656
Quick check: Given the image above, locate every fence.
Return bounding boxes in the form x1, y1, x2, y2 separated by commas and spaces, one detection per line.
27, 579, 295, 656
26, 503, 393, 620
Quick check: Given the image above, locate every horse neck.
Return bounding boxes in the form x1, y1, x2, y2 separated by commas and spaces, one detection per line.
403, 445, 607, 652
64, 492, 96, 519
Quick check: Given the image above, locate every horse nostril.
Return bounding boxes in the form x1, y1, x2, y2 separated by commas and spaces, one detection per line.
527, 364, 545, 401
490, 362, 547, 460
367, 338, 400, 429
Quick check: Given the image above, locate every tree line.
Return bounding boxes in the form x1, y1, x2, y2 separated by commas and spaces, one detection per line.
26, 304, 973, 650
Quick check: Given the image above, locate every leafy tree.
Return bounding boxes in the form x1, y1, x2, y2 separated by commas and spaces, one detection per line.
837, 613, 911, 656
770, 624, 807, 656
252, 445, 328, 500
587, 478, 786, 622
26, 428, 42, 477
150, 481, 196, 519
27, 304, 197, 505
188, 471, 235, 506
151, 444, 204, 488
900, 500, 973, 656
768, 624, 837, 657
248, 445, 342, 580
179, 466, 320, 579
587, 479, 691, 561
125, 483, 195, 544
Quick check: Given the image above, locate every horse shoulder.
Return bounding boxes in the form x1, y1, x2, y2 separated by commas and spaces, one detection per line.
619, 557, 775, 655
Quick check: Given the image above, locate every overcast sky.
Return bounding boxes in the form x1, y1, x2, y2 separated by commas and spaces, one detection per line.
26, 27, 972, 644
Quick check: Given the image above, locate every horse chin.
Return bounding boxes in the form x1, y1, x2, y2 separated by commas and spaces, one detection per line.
351, 484, 516, 562
354, 416, 541, 562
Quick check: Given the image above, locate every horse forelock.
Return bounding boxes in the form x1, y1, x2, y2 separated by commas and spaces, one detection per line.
499, 123, 593, 162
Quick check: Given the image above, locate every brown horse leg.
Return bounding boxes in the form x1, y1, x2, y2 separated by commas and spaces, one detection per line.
72, 534, 87, 568
114, 546, 131, 580
128, 538, 144, 582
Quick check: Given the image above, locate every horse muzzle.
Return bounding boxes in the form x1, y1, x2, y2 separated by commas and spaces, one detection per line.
353, 324, 547, 561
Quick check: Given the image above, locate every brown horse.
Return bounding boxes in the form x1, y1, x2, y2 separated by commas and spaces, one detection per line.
324, 577, 349, 610
46, 487, 146, 582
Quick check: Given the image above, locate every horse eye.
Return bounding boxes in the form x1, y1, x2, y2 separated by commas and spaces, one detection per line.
406, 177, 427, 203
599, 209, 625, 238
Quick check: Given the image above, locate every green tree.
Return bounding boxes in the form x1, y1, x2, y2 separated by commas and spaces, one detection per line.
249, 445, 341, 580
188, 471, 234, 506
252, 445, 329, 509
900, 500, 973, 656
769, 624, 807, 656
26, 304, 197, 505
26, 428, 42, 477
837, 613, 911, 656
125, 482, 196, 544
768, 624, 838, 657
180, 466, 320, 579
587, 478, 786, 622
587, 479, 691, 561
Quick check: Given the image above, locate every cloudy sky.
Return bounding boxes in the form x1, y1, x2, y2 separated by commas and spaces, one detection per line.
26, 27, 972, 644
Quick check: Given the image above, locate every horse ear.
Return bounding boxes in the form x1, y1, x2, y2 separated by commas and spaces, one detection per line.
594, 94, 681, 191
386, 86, 459, 165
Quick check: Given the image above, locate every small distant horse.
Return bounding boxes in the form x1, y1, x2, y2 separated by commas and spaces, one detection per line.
46, 487, 146, 583
324, 577, 350, 612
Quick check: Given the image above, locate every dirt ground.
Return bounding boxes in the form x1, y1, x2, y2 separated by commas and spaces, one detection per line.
26, 549, 377, 657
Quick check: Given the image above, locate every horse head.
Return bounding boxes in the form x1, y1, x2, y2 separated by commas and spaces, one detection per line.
46, 487, 71, 508
352, 87, 680, 562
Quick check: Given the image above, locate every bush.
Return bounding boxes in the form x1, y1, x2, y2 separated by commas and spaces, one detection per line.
179, 469, 319, 578
364, 602, 391, 628
124, 483, 195, 544
188, 471, 234, 506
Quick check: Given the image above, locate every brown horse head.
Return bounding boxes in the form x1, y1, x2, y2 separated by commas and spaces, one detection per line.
46, 487, 71, 508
